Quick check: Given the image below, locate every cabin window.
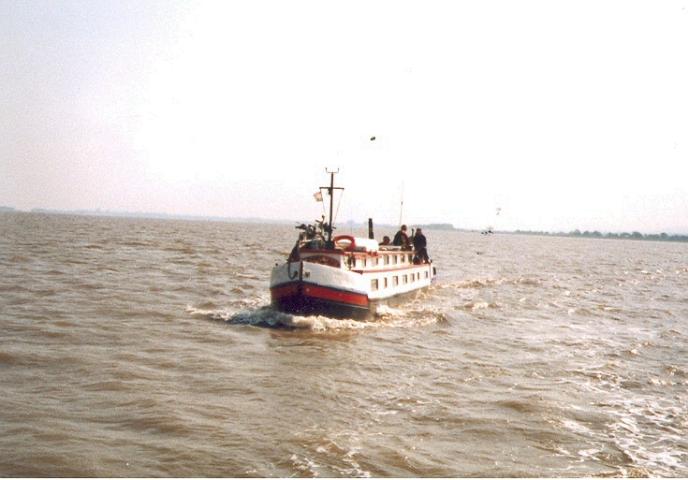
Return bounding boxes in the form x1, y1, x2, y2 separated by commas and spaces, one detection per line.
374, 258, 379, 266
403, 274, 408, 284
363, 258, 367, 267
384, 278, 388, 288
393, 276, 399, 286
393, 255, 398, 264
408, 254, 412, 263
425, 271, 429, 279
384, 255, 390, 265
371, 279, 378, 291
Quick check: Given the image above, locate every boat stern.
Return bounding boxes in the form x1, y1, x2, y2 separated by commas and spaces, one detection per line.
270, 261, 370, 319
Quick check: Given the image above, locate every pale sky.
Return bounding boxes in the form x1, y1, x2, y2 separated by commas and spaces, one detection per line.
1, 0, 687, 233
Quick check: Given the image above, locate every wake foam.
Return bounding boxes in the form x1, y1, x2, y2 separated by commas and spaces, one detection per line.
186, 304, 379, 331
186, 303, 448, 332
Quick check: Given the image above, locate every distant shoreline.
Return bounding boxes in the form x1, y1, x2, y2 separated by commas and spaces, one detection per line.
503, 229, 688, 243
16, 207, 295, 225
2, 207, 686, 242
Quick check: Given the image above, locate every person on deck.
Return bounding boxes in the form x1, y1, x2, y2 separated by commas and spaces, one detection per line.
380, 235, 391, 246
393, 225, 410, 249
413, 228, 430, 263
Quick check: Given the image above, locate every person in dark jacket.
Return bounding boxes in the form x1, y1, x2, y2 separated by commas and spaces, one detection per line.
392, 225, 410, 249
413, 228, 430, 263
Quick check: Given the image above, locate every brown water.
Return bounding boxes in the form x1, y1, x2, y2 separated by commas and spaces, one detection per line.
1, 212, 687, 477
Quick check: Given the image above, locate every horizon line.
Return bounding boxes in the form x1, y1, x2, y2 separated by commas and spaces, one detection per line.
2, 206, 687, 238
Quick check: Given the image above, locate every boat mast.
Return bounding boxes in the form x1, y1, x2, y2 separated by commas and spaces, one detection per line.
321, 168, 343, 248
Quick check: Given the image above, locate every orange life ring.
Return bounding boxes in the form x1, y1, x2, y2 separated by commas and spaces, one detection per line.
333, 235, 356, 251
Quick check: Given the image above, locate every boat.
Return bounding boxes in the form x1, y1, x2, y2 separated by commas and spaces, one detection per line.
270, 170, 437, 319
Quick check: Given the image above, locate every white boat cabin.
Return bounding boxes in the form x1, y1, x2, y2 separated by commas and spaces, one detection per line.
297, 235, 435, 300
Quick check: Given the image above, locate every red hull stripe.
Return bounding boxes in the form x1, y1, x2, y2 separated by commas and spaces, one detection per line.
271, 282, 300, 299
304, 284, 368, 307
271, 282, 369, 307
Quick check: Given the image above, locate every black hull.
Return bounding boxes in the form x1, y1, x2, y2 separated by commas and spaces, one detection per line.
272, 294, 371, 320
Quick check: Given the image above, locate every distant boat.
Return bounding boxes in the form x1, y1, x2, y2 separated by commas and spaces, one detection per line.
269, 171, 437, 319
481, 208, 501, 235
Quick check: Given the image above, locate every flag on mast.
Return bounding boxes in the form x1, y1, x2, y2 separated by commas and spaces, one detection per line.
313, 191, 323, 202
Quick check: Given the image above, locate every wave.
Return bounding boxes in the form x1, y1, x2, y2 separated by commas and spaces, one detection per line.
459, 300, 499, 311
440, 276, 543, 290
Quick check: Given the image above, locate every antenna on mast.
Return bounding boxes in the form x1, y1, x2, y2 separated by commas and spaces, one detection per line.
398, 181, 405, 226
